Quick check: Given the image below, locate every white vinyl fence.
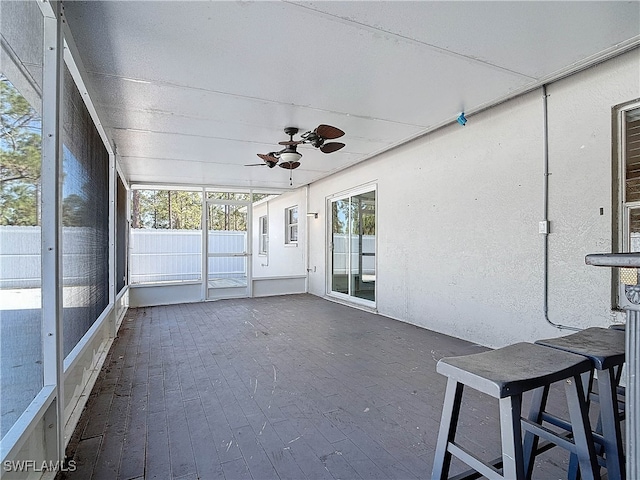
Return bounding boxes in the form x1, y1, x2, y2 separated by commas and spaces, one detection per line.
1, 226, 41, 289
1, 227, 374, 288
130, 229, 246, 284
332, 234, 376, 275
1, 226, 105, 289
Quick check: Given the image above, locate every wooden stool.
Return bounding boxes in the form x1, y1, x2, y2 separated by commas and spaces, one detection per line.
534, 327, 626, 480
432, 342, 599, 480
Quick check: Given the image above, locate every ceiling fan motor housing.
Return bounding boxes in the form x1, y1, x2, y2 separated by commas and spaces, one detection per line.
310, 135, 324, 148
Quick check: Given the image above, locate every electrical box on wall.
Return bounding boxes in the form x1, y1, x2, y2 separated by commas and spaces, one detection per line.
539, 221, 550, 234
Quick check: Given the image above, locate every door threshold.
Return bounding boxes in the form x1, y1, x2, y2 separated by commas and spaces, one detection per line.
324, 294, 378, 314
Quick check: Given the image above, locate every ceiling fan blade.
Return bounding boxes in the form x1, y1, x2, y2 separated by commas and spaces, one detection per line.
278, 140, 303, 146
320, 142, 345, 154
245, 163, 266, 166
257, 153, 279, 163
279, 161, 301, 170
316, 124, 344, 140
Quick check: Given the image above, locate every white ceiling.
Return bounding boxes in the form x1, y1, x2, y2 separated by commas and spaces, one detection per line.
63, 1, 640, 190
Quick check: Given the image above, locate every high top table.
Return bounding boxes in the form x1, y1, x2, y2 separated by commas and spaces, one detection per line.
585, 252, 640, 479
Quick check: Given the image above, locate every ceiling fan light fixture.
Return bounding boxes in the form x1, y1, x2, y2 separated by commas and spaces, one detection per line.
279, 151, 302, 164
252, 124, 345, 174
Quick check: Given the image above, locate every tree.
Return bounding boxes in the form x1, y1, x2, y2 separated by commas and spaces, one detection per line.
131, 189, 202, 229
62, 193, 89, 227
332, 200, 348, 234
0, 75, 41, 226
207, 203, 246, 231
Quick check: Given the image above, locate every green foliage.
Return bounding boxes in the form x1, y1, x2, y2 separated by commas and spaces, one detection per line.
132, 190, 203, 229
62, 194, 89, 227
131, 190, 252, 231
332, 200, 347, 234
208, 203, 247, 231
361, 210, 375, 235
0, 75, 41, 226
332, 195, 375, 235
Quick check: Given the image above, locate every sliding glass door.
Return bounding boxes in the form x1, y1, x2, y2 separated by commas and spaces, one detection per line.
330, 188, 376, 304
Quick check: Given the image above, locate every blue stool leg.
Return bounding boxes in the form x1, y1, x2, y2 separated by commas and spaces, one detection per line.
569, 370, 595, 480
523, 386, 549, 479
565, 375, 601, 480
499, 394, 525, 480
432, 378, 464, 480
597, 368, 625, 480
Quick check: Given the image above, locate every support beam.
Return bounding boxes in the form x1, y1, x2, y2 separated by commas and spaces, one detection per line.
41, 0, 64, 464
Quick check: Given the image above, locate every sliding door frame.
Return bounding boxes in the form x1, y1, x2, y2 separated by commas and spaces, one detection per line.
326, 184, 377, 308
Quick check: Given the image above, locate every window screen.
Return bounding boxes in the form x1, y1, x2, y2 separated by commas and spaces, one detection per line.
116, 175, 128, 293
62, 65, 109, 357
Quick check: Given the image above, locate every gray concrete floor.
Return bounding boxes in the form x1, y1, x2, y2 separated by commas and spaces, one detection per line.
62, 294, 574, 479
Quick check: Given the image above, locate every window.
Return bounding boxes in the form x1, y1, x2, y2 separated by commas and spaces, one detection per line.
259, 215, 268, 254
621, 106, 640, 250
285, 206, 298, 244
130, 189, 203, 284
618, 103, 640, 307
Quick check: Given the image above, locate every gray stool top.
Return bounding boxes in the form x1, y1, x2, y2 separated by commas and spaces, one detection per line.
436, 342, 592, 399
535, 327, 625, 370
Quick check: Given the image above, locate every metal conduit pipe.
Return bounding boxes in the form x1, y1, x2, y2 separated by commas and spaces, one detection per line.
305, 184, 310, 293
261, 199, 269, 267
542, 84, 581, 331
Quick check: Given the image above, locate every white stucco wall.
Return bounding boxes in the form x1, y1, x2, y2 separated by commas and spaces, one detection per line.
252, 189, 307, 279
305, 49, 640, 348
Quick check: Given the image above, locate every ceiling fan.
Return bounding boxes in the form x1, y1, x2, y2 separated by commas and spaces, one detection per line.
246, 124, 345, 171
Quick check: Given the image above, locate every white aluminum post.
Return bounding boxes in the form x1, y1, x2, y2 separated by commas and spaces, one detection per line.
626, 308, 639, 478
109, 153, 116, 336
201, 187, 207, 300
41, 0, 65, 464
247, 191, 253, 298
585, 253, 640, 479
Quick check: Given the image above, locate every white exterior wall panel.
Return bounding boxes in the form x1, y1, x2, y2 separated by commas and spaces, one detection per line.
308, 49, 640, 348
252, 189, 307, 279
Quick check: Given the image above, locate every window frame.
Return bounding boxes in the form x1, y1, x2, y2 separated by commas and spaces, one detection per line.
259, 215, 268, 255
285, 205, 298, 245
327, 184, 377, 307
616, 101, 640, 308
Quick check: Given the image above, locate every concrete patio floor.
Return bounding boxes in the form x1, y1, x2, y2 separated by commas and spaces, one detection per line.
61, 294, 573, 479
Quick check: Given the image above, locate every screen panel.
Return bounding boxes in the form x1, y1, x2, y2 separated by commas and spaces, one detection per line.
62, 66, 109, 358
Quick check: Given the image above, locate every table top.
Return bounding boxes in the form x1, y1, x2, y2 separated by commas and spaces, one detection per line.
585, 252, 640, 268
